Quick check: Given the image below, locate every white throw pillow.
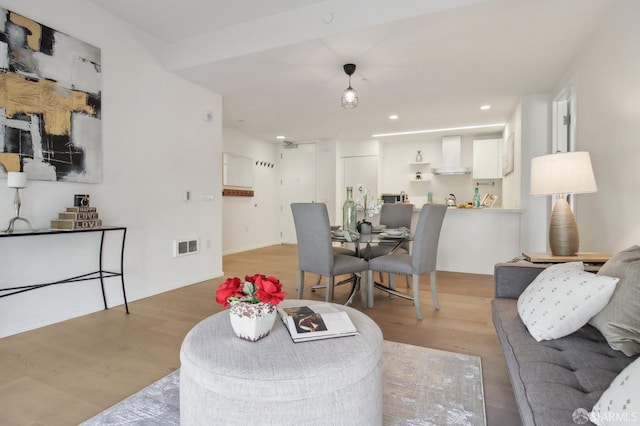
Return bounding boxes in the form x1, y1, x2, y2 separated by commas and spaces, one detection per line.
590, 357, 640, 425
517, 262, 619, 341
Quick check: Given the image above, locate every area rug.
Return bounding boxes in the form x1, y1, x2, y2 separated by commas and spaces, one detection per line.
82, 341, 485, 426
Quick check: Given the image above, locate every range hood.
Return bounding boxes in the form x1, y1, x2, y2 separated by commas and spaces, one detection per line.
431, 136, 472, 175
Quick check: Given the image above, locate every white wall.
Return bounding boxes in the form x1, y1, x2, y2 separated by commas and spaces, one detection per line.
515, 94, 552, 254
316, 139, 338, 224
0, 0, 223, 337
557, 0, 640, 253
221, 127, 280, 255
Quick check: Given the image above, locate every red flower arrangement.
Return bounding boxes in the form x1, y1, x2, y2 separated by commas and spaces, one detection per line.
215, 274, 286, 308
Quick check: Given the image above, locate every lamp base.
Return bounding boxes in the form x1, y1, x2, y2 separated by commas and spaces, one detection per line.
3, 216, 34, 234
549, 196, 579, 256
3, 187, 34, 234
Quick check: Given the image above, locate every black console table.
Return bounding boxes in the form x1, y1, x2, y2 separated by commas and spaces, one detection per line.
0, 226, 129, 314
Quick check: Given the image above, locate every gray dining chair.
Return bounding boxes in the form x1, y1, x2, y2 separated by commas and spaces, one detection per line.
364, 203, 414, 287
291, 203, 368, 305
367, 203, 414, 259
366, 204, 447, 320
310, 245, 358, 292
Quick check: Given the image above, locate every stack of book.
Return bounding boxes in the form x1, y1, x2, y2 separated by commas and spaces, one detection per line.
51, 206, 102, 230
277, 303, 358, 343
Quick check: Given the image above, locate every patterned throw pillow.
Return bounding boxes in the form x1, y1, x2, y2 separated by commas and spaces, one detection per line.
590, 357, 640, 425
589, 245, 640, 356
517, 262, 619, 342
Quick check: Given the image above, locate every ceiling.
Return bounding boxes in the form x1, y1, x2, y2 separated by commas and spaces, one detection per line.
87, 0, 614, 143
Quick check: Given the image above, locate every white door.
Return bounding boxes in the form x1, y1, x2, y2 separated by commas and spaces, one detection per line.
280, 143, 317, 244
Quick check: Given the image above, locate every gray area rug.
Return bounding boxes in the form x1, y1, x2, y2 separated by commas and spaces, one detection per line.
82, 341, 485, 426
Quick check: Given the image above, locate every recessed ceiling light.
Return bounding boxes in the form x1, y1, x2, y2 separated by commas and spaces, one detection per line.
389, 115, 399, 120
372, 123, 505, 138
480, 105, 491, 110
276, 135, 286, 140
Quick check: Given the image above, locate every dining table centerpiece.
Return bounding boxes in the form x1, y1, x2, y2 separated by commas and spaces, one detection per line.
215, 274, 286, 341
356, 184, 383, 233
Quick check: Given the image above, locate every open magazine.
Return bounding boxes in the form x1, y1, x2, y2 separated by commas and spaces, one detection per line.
277, 303, 358, 343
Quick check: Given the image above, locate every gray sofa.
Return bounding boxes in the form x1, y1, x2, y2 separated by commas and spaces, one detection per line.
492, 262, 638, 426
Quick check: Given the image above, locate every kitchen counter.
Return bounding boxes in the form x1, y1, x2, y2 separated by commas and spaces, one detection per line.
439, 207, 523, 213
410, 207, 522, 275
410, 205, 522, 213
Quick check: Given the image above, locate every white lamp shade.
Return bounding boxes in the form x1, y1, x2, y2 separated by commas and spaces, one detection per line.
530, 151, 597, 195
7, 171, 27, 189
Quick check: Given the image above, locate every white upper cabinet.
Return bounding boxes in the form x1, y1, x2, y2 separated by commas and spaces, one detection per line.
473, 139, 503, 179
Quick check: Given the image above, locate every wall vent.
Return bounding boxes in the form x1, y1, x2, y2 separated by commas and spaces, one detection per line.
173, 238, 199, 257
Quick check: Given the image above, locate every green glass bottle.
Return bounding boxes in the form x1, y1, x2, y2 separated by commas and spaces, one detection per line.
473, 187, 481, 208
342, 186, 357, 232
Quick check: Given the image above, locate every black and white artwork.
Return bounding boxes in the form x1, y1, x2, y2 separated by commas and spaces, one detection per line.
0, 8, 102, 183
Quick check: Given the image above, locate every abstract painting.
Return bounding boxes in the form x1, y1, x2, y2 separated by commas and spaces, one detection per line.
0, 8, 102, 183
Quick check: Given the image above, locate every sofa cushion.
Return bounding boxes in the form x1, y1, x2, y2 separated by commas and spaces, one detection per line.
590, 357, 640, 425
589, 245, 640, 356
517, 262, 618, 341
493, 298, 637, 426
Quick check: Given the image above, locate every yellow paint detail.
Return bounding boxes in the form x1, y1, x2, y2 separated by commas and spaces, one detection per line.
0, 153, 21, 172
9, 13, 42, 52
0, 73, 94, 136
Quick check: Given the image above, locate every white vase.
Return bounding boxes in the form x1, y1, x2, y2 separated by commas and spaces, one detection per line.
228, 301, 277, 341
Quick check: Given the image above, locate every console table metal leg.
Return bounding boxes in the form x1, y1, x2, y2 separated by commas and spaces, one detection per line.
99, 231, 108, 310
0, 226, 129, 315
120, 228, 129, 314
98, 229, 129, 314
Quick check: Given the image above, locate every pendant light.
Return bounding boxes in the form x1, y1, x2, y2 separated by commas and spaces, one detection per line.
341, 63, 358, 109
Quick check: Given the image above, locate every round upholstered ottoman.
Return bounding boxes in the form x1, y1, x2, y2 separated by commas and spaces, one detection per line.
180, 299, 383, 426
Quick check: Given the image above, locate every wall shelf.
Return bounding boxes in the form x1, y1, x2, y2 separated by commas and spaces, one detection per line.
222, 188, 254, 197
409, 172, 432, 182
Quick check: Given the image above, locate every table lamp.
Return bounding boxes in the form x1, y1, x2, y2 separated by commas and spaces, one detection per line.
3, 171, 34, 234
530, 151, 597, 256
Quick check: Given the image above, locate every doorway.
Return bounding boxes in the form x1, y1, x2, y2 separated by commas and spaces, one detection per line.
280, 143, 317, 244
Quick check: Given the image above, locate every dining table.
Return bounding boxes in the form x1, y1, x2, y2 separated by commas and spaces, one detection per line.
330, 228, 413, 306
331, 227, 412, 260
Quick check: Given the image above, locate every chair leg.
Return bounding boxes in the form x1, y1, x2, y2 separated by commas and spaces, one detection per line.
359, 272, 367, 308
389, 273, 396, 299
366, 270, 374, 308
297, 270, 305, 299
378, 271, 384, 283
326, 276, 335, 302
412, 274, 423, 320
430, 270, 440, 310
405, 275, 410, 288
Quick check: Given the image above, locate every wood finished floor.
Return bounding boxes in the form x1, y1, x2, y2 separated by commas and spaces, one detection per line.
0, 244, 522, 426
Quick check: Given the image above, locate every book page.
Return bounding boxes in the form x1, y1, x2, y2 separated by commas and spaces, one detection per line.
283, 309, 357, 342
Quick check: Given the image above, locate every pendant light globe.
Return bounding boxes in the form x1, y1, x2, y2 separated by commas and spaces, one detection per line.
341, 63, 358, 109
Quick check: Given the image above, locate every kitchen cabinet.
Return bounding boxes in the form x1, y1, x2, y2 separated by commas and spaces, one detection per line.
472, 139, 502, 179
